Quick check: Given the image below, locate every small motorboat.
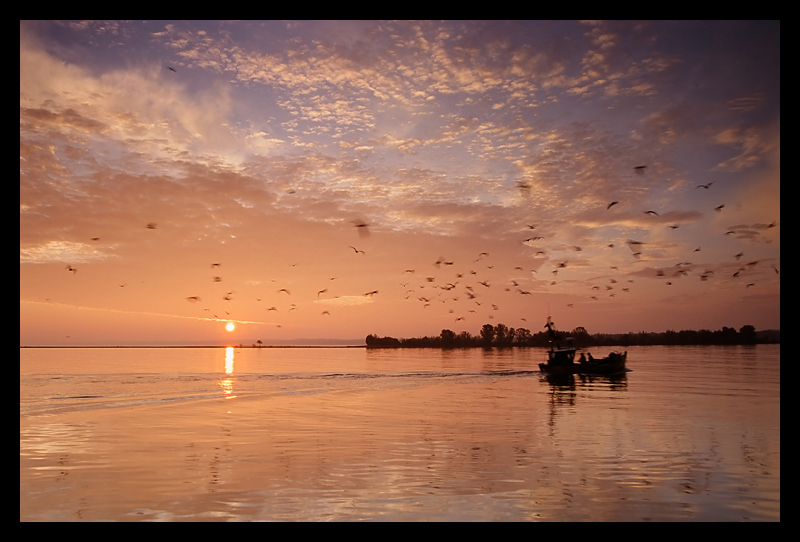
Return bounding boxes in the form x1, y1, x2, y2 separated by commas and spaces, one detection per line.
538, 317, 627, 375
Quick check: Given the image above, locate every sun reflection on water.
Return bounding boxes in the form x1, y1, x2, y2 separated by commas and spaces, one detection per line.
220, 346, 236, 399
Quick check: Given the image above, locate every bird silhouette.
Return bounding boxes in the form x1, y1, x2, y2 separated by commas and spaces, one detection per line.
634, 165, 647, 174
318, 289, 328, 297
697, 182, 714, 189
146, 222, 157, 229
277, 289, 291, 295
186, 296, 201, 302
65, 265, 77, 274
166, 66, 177, 72
645, 210, 659, 216
352, 219, 370, 237
607, 201, 619, 210
348, 245, 365, 254
715, 204, 725, 212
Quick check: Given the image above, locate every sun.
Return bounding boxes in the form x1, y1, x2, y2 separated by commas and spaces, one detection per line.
225, 322, 235, 332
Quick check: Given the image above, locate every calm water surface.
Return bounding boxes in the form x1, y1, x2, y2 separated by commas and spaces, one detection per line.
20, 345, 779, 521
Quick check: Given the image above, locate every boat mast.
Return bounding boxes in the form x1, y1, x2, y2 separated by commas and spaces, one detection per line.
544, 316, 560, 350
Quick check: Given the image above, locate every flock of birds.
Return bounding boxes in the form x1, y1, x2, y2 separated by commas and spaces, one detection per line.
58, 166, 778, 335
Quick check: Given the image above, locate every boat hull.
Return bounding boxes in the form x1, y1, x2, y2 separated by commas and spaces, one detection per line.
539, 352, 627, 375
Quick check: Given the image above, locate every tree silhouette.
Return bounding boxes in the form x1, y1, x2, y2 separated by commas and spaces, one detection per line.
480, 324, 496, 346
440, 329, 456, 348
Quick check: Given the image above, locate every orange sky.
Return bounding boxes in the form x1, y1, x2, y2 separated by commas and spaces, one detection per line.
20, 21, 780, 346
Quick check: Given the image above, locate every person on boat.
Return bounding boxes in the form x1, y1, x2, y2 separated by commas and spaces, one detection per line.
587, 353, 595, 363
579, 353, 587, 364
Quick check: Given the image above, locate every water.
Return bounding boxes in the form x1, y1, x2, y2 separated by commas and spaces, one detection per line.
20, 345, 780, 521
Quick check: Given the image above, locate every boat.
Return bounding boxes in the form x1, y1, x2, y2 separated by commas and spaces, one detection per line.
538, 317, 627, 375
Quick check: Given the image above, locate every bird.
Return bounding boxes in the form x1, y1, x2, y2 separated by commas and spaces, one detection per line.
322, 311, 331, 316
714, 204, 725, 212
166, 66, 177, 72
146, 222, 157, 229
363, 290, 379, 297
348, 245, 365, 254
317, 289, 328, 297
697, 182, 714, 189
522, 236, 545, 243
626, 239, 645, 251
352, 219, 370, 237
212, 276, 222, 282
90, 237, 100, 241
645, 210, 659, 216
734, 252, 744, 261
186, 296, 201, 302
634, 165, 647, 174
277, 288, 291, 295
607, 201, 619, 210
211, 263, 221, 268
65, 265, 77, 274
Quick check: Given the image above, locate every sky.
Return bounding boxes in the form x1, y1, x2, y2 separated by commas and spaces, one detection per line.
20, 20, 780, 346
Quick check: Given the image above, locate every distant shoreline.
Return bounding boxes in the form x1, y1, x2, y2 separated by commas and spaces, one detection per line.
20, 344, 367, 349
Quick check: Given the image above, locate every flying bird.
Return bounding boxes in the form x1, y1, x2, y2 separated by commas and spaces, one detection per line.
186, 296, 201, 302
607, 201, 619, 210
645, 210, 659, 216
65, 265, 77, 274
697, 182, 714, 189
277, 288, 291, 295
715, 204, 725, 212
634, 165, 647, 174
146, 222, 157, 229
364, 290, 379, 297
348, 245, 365, 254
318, 289, 328, 297
166, 66, 177, 72
352, 219, 370, 237
90, 237, 100, 241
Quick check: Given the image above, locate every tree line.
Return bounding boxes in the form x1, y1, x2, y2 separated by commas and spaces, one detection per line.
365, 323, 778, 348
